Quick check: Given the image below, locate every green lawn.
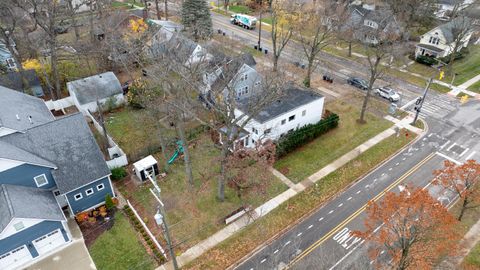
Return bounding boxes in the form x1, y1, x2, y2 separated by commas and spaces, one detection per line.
186, 129, 416, 269
386, 68, 452, 93
229, 5, 251, 14
443, 45, 480, 86
464, 242, 480, 268
89, 213, 156, 270
117, 134, 287, 252
260, 17, 273, 25
112, 0, 145, 8
467, 80, 480, 93
274, 100, 392, 183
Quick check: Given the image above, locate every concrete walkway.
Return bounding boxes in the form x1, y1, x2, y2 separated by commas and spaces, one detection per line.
156, 116, 424, 270
438, 217, 480, 269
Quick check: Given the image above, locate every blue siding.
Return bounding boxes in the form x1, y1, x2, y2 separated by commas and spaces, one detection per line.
66, 176, 114, 214
0, 220, 69, 257
0, 164, 56, 190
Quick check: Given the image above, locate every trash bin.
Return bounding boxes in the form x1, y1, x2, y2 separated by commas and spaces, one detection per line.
254, 45, 258, 50
218, 29, 222, 34
264, 49, 268, 54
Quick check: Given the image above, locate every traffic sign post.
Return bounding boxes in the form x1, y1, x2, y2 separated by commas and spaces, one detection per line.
411, 78, 432, 126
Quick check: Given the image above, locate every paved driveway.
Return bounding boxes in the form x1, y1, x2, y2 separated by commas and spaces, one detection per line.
24, 218, 96, 270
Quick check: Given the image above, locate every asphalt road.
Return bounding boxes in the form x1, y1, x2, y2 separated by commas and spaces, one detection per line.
206, 10, 480, 270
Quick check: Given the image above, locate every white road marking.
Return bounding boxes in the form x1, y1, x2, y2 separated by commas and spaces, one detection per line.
328, 239, 365, 270
395, 163, 399, 166
260, 258, 266, 264
402, 157, 406, 161
365, 184, 369, 188
465, 151, 477, 160
328, 210, 334, 214
319, 217, 324, 221
436, 152, 461, 165
308, 224, 313, 229
297, 232, 303, 237
447, 142, 457, 151
356, 190, 361, 194
380, 250, 385, 255
285, 241, 291, 246
370, 260, 374, 265
440, 140, 451, 149
338, 203, 343, 207
274, 249, 279, 254
388, 168, 393, 171
347, 197, 352, 201
381, 173, 385, 176
459, 148, 470, 157
428, 133, 433, 137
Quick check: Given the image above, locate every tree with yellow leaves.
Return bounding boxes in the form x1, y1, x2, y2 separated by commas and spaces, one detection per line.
270, 0, 296, 72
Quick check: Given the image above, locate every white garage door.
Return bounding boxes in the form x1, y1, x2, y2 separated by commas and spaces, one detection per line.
33, 229, 66, 256
0, 245, 33, 270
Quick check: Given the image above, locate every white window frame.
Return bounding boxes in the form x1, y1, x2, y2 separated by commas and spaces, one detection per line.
85, 188, 94, 196
97, 183, 105, 191
302, 110, 306, 116
34, 174, 49, 187
74, 193, 83, 201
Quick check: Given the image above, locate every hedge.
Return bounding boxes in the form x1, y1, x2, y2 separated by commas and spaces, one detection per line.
416, 55, 438, 66
111, 167, 127, 181
276, 113, 339, 158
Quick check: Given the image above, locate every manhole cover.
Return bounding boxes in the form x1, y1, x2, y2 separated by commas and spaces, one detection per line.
451, 145, 465, 155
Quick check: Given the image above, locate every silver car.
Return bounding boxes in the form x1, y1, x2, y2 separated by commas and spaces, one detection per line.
375, 86, 400, 102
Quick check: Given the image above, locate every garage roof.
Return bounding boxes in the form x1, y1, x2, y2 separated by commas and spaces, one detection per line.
0, 184, 65, 233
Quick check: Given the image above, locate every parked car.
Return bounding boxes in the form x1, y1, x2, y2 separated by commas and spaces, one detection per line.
374, 86, 400, 102
347, 77, 368, 90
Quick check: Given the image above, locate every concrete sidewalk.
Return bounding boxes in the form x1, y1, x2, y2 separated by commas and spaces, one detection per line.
156, 117, 424, 270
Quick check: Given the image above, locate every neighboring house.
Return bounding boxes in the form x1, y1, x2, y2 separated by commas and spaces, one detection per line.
435, 0, 474, 19
0, 70, 45, 97
0, 86, 115, 269
415, 17, 473, 58
146, 32, 209, 66
347, 3, 401, 45
0, 40, 17, 71
67, 71, 125, 114
144, 20, 183, 58
227, 85, 325, 149
202, 53, 260, 101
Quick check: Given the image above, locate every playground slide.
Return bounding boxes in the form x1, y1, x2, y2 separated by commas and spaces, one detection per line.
167, 150, 180, 164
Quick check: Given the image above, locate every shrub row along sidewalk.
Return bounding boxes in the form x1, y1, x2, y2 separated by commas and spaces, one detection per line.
156, 119, 423, 270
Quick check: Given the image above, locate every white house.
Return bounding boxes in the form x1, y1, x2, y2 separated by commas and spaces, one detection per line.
67, 71, 125, 114
435, 0, 474, 19
227, 86, 325, 149
415, 17, 473, 58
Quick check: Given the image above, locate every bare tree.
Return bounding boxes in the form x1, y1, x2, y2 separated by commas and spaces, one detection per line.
270, 0, 295, 72
296, 0, 339, 87
444, 15, 473, 74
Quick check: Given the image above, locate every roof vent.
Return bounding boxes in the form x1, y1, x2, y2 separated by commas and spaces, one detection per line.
99, 75, 102, 78
28, 115, 33, 124
16, 114, 20, 120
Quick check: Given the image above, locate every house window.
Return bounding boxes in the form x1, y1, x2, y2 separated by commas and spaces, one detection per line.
289, 115, 295, 122
74, 193, 83, 201
13, 222, 25, 231
34, 174, 48, 187
240, 73, 248, 81
53, 190, 61, 196
255, 81, 261, 86
6, 58, 15, 68
429, 37, 439, 45
252, 127, 258, 134
264, 128, 271, 134
85, 188, 94, 196
97, 183, 105, 191
281, 119, 286, 125
251, 139, 256, 144
302, 110, 306, 116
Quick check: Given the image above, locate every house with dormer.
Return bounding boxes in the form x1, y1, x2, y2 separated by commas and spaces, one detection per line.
415, 17, 473, 58
0, 86, 115, 269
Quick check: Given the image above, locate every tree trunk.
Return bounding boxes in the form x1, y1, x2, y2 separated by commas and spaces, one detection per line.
164, 0, 168, 20
458, 196, 469, 221
49, 38, 61, 99
95, 100, 110, 151
304, 57, 314, 87
348, 41, 352, 57
2, 34, 31, 94
154, 0, 161, 19
218, 142, 228, 202
155, 119, 170, 171
273, 55, 278, 72
359, 87, 372, 123
176, 118, 194, 188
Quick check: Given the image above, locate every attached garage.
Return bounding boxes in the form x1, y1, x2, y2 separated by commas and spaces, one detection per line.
33, 229, 67, 256
0, 245, 33, 270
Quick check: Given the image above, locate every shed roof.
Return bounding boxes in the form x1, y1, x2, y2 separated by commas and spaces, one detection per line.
0, 70, 44, 97
239, 85, 324, 123
1, 113, 110, 194
0, 184, 65, 233
67, 72, 122, 105
133, 155, 157, 171
0, 86, 54, 131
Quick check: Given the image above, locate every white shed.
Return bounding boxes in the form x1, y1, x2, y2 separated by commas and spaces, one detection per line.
133, 155, 159, 181
67, 72, 125, 114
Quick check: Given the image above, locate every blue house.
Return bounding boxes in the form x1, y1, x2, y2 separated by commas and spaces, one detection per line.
0, 39, 17, 71
0, 86, 115, 269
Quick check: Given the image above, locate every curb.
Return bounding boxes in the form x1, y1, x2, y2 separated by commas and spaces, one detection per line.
227, 125, 427, 270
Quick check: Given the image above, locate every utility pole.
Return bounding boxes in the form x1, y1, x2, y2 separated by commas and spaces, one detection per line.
147, 174, 179, 270
258, 9, 262, 51
412, 78, 432, 126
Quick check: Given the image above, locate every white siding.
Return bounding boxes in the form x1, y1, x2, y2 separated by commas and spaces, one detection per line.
0, 127, 17, 137
0, 218, 43, 240
235, 97, 325, 148
0, 158, 24, 173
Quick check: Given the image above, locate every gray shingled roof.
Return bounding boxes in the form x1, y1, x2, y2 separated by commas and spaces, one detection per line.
0, 86, 55, 131
67, 72, 122, 105
0, 141, 56, 168
1, 113, 110, 194
435, 17, 473, 43
0, 184, 65, 233
0, 70, 45, 97
239, 85, 324, 123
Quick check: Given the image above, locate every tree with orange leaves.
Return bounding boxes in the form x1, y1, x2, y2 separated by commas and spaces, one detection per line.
356, 187, 461, 270
434, 159, 480, 221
